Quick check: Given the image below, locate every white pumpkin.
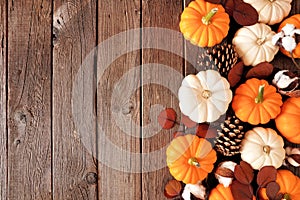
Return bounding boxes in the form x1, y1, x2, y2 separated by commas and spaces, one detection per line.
240, 127, 285, 170
232, 23, 279, 66
178, 70, 232, 123
243, 0, 292, 25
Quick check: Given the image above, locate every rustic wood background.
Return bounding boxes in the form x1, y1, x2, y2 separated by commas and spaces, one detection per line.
0, 0, 299, 199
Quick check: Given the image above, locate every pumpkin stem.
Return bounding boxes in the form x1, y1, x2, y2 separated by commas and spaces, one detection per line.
283, 193, 291, 200
202, 90, 212, 99
202, 8, 218, 25
188, 157, 200, 168
255, 84, 265, 104
263, 145, 271, 154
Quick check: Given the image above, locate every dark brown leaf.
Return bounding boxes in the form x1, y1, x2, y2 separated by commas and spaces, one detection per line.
181, 114, 197, 128
233, 1, 258, 26
205, 0, 222, 4
196, 124, 218, 138
257, 166, 277, 188
231, 180, 253, 200
234, 161, 254, 184
291, 154, 300, 164
246, 62, 274, 79
224, 0, 235, 16
228, 61, 244, 87
164, 180, 182, 199
266, 182, 280, 200
157, 108, 177, 129
215, 166, 234, 178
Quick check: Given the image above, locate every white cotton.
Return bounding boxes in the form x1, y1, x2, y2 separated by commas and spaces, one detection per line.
182, 183, 206, 200
282, 36, 297, 52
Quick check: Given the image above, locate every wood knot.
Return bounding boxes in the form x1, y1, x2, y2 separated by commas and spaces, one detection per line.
14, 111, 27, 124
122, 101, 135, 115
85, 172, 97, 184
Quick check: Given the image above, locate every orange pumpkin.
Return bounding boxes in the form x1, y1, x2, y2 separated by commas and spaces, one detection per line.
179, 0, 230, 47
209, 184, 234, 200
278, 14, 300, 58
259, 170, 300, 200
232, 78, 283, 125
166, 134, 217, 184
275, 97, 300, 143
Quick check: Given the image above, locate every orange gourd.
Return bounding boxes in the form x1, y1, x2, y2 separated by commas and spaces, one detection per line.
278, 14, 300, 58
179, 0, 230, 47
275, 97, 300, 143
208, 184, 234, 200
166, 134, 217, 184
259, 170, 300, 200
232, 78, 283, 125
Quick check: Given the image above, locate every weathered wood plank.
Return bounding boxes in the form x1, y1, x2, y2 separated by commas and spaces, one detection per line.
0, 1, 7, 199
142, 0, 183, 199
97, 0, 141, 199
52, 0, 98, 199
7, 0, 52, 199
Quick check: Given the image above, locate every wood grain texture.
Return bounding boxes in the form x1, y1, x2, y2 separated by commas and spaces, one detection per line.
7, 0, 52, 199
97, 0, 141, 199
52, 0, 98, 199
0, 1, 6, 199
142, 0, 183, 199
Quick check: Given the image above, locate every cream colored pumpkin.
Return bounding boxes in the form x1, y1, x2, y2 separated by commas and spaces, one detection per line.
232, 23, 279, 66
240, 127, 285, 170
243, 0, 292, 25
178, 70, 232, 123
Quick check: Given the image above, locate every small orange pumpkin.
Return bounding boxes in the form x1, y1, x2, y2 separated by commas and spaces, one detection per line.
179, 0, 230, 47
166, 134, 217, 184
232, 78, 283, 125
278, 14, 300, 58
208, 184, 234, 200
259, 170, 300, 200
275, 97, 300, 143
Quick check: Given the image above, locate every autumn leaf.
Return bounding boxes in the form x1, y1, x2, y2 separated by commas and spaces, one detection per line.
234, 161, 254, 185
181, 114, 197, 128
231, 180, 253, 200
266, 182, 281, 200
257, 166, 277, 188
246, 62, 274, 79
164, 180, 182, 198
196, 124, 218, 138
233, 0, 258, 26
228, 61, 244, 87
157, 108, 177, 129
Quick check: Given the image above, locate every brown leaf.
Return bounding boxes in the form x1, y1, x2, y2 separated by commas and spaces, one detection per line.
266, 182, 280, 200
257, 166, 277, 188
215, 166, 234, 178
234, 161, 254, 184
233, 0, 258, 26
291, 154, 300, 164
205, 0, 222, 4
246, 62, 274, 79
157, 108, 177, 129
228, 61, 244, 87
181, 114, 197, 128
231, 180, 253, 200
196, 124, 218, 138
164, 180, 182, 198
224, 0, 235, 16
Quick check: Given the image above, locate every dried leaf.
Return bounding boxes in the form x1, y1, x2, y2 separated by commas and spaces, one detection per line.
181, 114, 197, 128
246, 62, 274, 79
164, 180, 182, 198
205, 0, 222, 3
157, 108, 177, 129
228, 61, 244, 87
291, 154, 300, 164
266, 182, 280, 200
233, 0, 258, 26
234, 161, 254, 184
231, 180, 253, 200
257, 166, 277, 188
224, 0, 235, 16
215, 167, 234, 178
196, 124, 218, 138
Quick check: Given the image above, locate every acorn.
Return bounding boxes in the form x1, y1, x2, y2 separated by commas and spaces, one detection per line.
215, 115, 245, 157
196, 41, 239, 77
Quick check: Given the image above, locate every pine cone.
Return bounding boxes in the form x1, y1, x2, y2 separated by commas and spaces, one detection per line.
197, 41, 238, 77
215, 115, 245, 156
